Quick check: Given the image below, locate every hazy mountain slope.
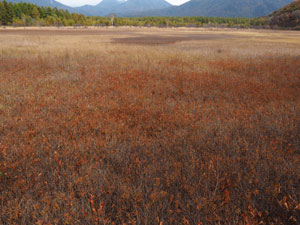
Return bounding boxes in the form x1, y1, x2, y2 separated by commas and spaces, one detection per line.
6, 0, 293, 18
7, 0, 172, 17
6, 0, 74, 11
141, 0, 295, 18
116, 0, 171, 12
269, 0, 300, 27
77, 0, 172, 16
75, 0, 125, 16
98, 0, 126, 9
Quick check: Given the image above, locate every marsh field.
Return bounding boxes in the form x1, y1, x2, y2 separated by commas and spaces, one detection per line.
0, 27, 300, 224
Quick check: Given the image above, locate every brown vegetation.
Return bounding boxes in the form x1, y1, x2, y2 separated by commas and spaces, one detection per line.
0, 27, 300, 224
269, 0, 300, 28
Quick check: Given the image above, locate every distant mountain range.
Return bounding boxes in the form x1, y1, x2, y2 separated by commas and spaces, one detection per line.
5, 0, 295, 18
77, 0, 172, 16
138, 0, 295, 18
6, 0, 74, 10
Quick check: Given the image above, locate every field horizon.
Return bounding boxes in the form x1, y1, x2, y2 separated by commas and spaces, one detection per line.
0, 27, 300, 224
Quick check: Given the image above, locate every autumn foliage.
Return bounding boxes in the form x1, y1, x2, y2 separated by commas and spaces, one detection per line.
0, 34, 300, 224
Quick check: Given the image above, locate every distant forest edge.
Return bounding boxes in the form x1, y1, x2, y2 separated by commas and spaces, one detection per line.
0, 0, 299, 29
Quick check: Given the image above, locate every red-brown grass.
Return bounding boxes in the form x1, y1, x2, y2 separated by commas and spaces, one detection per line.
0, 46, 300, 224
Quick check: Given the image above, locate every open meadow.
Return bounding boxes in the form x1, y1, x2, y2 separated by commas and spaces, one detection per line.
0, 27, 300, 224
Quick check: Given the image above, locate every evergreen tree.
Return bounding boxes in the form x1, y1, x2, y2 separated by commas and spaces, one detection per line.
39, 7, 46, 19
0, 2, 6, 25
1, 0, 9, 25
31, 6, 40, 19
6, 2, 15, 24
45, 7, 53, 17
53, 7, 59, 17
14, 4, 22, 19
64, 9, 71, 20
22, 3, 30, 16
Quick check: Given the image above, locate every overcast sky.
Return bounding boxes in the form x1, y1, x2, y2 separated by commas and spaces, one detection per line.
56, 0, 190, 7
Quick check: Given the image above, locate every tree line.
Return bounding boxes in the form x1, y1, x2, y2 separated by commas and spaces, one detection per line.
0, 0, 88, 26
0, 0, 268, 27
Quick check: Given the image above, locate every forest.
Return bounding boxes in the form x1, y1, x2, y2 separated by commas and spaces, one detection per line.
0, 0, 268, 27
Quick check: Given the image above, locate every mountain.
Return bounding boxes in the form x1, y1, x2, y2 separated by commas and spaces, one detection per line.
269, 0, 300, 27
5, 0, 172, 16
75, 0, 126, 16
140, 0, 295, 18
114, 0, 171, 14
6, 0, 74, 11
98, 0, 126, 9
76, 0, 172, 16
4, 0, 296, 18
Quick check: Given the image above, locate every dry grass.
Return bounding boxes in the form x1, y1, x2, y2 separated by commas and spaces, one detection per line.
0, 27, 300, 224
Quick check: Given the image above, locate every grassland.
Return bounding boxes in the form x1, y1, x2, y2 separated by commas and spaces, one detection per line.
0, 27, 300, 224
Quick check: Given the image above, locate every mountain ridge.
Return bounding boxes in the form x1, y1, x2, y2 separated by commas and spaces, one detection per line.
5, 0, 75, 11
3, 0, 297, 18
75, 0, 172, 16
135, 0, 295, 18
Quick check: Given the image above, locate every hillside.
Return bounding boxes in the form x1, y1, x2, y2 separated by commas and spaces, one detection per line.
113, 0, 171, 15
75, 0, 126, 16
5, 0, 172, 17
140, 0, 294, 18
269, 0, 300, 27
3, 0, 296, 17
5, 0, 74, 11
3, 0, 300, 21
76, 0, 172, 16
0, 0, 265, 27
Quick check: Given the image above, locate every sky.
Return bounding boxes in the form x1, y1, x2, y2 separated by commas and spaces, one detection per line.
56, 0, 190, 7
